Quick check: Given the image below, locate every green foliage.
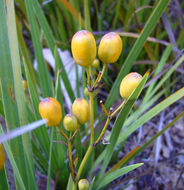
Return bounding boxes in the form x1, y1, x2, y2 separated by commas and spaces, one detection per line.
0, 0, 184, 189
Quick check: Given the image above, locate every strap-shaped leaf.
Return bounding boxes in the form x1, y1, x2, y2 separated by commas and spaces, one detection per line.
96, 163, 143, 189
99, 72, 149, 177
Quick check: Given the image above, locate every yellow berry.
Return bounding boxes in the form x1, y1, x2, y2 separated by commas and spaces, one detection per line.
72, 98, 89, 125
0, 144, 5, 170
71, 30, 97, 67
98, 32, 122, 64
78, 179, 89, 190
92, 58, 100, 68
22, 80, 28, 90
120, 72, 142, 100
39, 97, 62, 127
63, 114, 78, 132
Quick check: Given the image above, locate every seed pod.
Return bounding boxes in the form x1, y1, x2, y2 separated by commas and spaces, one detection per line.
120, 72, 142, 100
92, 58, 100, 68
63, 114, 78, 132
78, 179, 89, 190
71, 30, 97, 67
98, 32, 122, 64
39, 97, 62, 127
72, 98, 89, 125
0, 144, 5, 170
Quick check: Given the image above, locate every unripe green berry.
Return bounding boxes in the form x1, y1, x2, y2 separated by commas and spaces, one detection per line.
120, 72, 142, 100
92, 58, 100, 68
63, 114, 78, 132
78, 179, 89, 190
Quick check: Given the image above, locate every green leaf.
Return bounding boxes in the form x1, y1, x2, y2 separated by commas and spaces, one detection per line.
7, 1, 37, 189
95, 163, 144, 189
118, 87, 184, 144
0, 127, 26, 190
32, 0, 75, 101
105, 0, 170, 109
25, 0, 53, 97
0, 168, 9, 190
99, 72, 149, 177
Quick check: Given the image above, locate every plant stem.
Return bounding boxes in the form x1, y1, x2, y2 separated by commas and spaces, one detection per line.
94, 117, 110, 145
76, 145, 93, 181
93, 63, 107, 88
56, 126, 68, 141
111, 100, 126, 117
86, 67, 94, 144
68, 132, 75, 181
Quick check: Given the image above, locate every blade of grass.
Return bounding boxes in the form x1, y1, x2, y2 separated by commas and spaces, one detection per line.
106, 146, 140, 175
84, 0, 91, 30
149, 55, 184, 98
112, 0, 121, 29
16, 16, 38, 94
96, 163, 144, 189
59, 0, 85, 27
32, 0, 75, 102
99, 72, 149, 177
24, 60, 50, 157
7, 1, 37, 189
118, 87, 184, 144
0, 1, 33, 188
25, 0, 53, 97
105, 0, 170, 109
143, 44, 173, 103
0, 169, 9, 190
0, 127, 26, 190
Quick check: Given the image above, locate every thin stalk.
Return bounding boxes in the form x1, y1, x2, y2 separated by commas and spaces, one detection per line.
56, 126, 68, 141
86, 67, 94, 144
69, 128, 79, 141
94, 117, 110, 145
111, 100, 126, 117
68, 132, 75, 181
93, 64, 107, 88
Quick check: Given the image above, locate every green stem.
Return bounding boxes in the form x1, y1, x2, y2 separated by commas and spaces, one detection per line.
89, 91, 94, 143
111, 100, 126, 117
56, 126, 68, 141
68, 132, 75, 181
76, 145, 93, 182
86, 67, 94, 144
93, 63, 107, 88
94, 117, 110, 145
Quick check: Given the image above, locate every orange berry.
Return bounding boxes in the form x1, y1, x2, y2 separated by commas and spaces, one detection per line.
39, 97, 62, 127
